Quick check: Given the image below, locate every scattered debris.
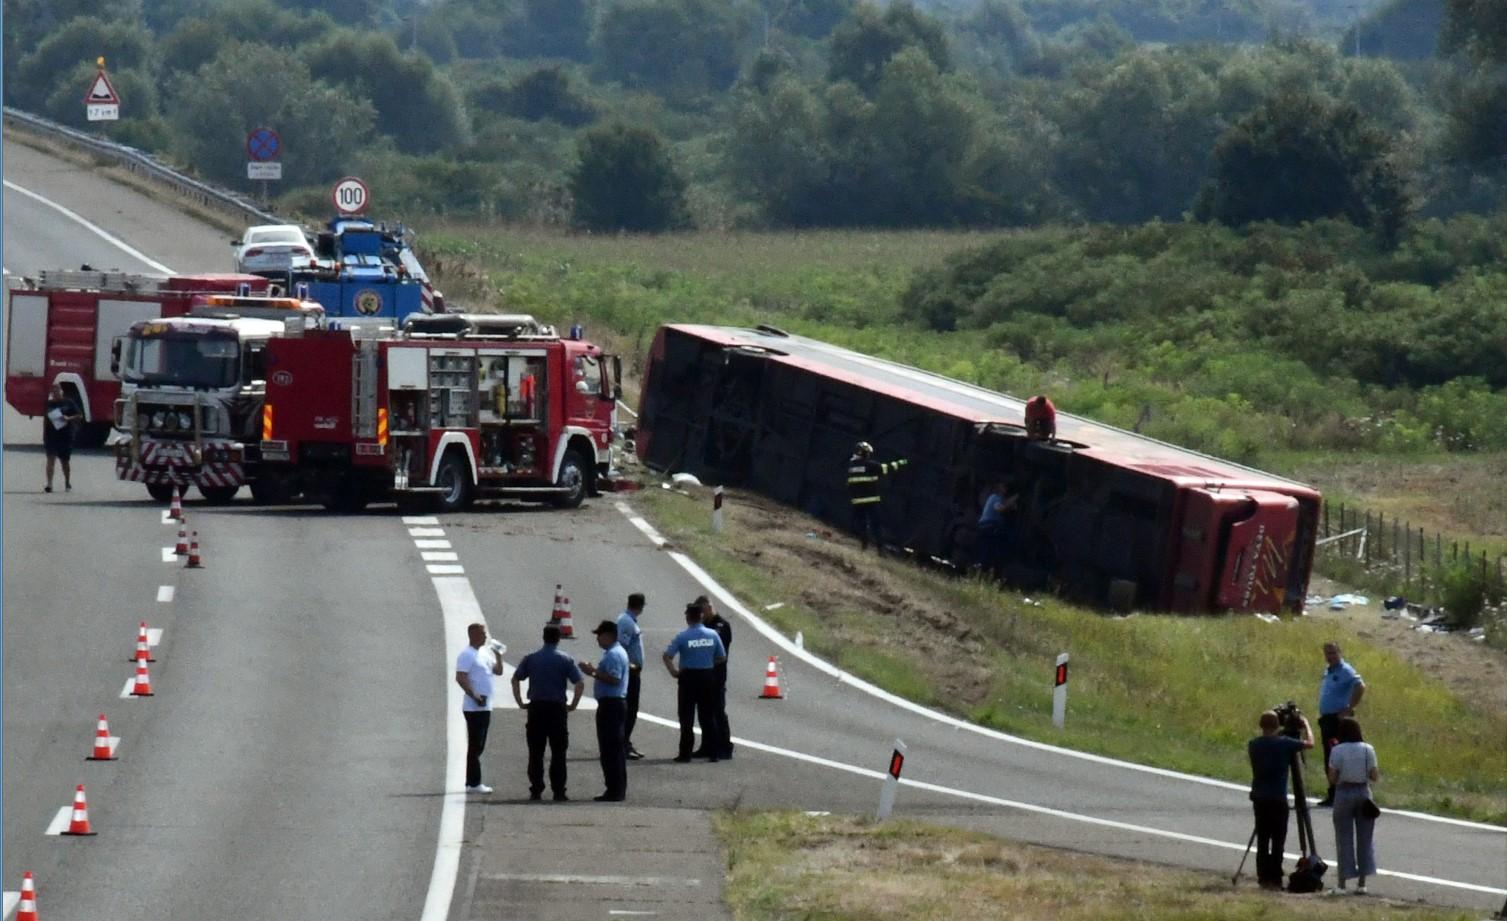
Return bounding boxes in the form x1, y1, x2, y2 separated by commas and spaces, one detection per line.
1255, 613, 1281, 624
1328, 593, 1369, 610
764, 602, 785, 611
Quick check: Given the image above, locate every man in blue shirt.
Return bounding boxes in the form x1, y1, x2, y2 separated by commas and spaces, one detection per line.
974, 479, 1019, 575
580, 620, 630, 802
511, 624, 585, 801
1248, 708, 1315, 889
663, 602, 727, 763
616, 593, 647, 761
1316, 642, 1366, 807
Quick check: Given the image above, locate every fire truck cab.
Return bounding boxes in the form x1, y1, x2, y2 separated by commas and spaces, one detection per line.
113, 294, 325, 503
260, 313, 620, 513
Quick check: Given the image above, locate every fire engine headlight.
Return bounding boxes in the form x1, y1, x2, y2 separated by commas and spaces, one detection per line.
178, 411, 193, 431
164, 412, 180, 432
151, 411, 167, 431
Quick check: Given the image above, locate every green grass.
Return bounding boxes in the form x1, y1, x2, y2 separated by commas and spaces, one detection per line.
715, 811, 1481, 921
637, 488, 1507, 824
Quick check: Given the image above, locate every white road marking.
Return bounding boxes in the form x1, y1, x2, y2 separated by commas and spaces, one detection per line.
403, 516, 440, 525
420, 575, 484, 921
422, 551, 459, 562
612, 502, 1504, 835
146, 628, 163, 646
415, 539, 452, 549
482, 874, 698, 888
43, 807, 71, 836
161, 547, 176, 562
156, 585, 174, 603
409, 527, 446, 537
427, 564, 465, 575
103, 736, 121, 757
160, 510, 173, 525
4, 180, 175, 273
3, 891, 18, 916
631, 712, 1507, 897
119, 679, 139, 698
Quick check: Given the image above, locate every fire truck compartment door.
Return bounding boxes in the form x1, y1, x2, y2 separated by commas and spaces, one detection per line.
388, 347, 428, 390
95, 299, 166, 381
7, 294, 48, 376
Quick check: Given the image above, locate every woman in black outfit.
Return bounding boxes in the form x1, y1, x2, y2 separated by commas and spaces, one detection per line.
43, 383, 81, 492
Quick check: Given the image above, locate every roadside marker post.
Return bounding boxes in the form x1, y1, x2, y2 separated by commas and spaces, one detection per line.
712, 486, 724, 533
876, 738, 907, 821
1052, 653, 1069, 729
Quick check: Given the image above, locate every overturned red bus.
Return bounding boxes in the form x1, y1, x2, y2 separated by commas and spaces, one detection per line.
634, 324, 1320, 614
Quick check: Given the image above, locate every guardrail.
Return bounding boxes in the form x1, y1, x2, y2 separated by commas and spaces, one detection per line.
3, 106, 280, 227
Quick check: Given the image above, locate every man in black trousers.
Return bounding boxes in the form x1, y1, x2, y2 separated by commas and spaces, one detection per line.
693, 595, 733, 759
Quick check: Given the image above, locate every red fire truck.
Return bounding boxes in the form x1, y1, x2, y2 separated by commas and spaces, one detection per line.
258, 313, 621, 512
5, 270, 271, 446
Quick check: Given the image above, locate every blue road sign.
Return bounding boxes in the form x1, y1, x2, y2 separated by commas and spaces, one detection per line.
246, 128, 282, 162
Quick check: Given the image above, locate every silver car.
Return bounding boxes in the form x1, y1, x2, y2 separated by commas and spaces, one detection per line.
231, 225, 315, 274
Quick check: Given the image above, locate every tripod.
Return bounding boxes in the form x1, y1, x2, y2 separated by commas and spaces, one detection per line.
1234, 749, 1324, 888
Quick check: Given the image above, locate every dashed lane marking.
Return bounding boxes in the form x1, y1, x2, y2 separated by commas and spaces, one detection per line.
4, 891, 19, 916
612, 502, 1504, 836
426, 564, 465, 575
415, 539, 452, 549
409, 527, 445, 538
161, 547, 176, 562
403, 516, 440, 525
422, 551, 459, 562
157, 585, 174, 603
43, 808, 71, 836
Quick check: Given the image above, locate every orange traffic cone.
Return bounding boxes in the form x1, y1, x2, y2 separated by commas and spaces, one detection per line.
185, 532, 203, 569
557, 596, 575, 638
16, 871, 38, 920
131, 621, 155, 663
131, 660, 154, 697
174, 521, 189, 555
759, 656, 784, 700
61, 784, 96, 836
167, 489, 183, 520
86, 713, 117, 761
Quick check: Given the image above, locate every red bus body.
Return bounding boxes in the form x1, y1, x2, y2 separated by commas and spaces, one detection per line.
5, 270, 269, 441
259, 319, 619, 511
635, 324, 1320, 614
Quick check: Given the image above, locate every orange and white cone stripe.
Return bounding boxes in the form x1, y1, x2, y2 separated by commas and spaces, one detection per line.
131, 661, 154, 697
62, 784, 96, 836
174, 522, 189, 555
132, 622, 156, 662
185, 532, 203, 569
168, 491, 183, 520
87, 713, 118, 761
16, 871, 38, 920
557, 597, 574, 637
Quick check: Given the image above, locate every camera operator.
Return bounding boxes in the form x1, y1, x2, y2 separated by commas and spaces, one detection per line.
1248, 706, 1315, 890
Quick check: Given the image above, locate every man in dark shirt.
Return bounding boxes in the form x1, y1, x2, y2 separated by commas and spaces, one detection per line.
1248, 709, 1315, 889
511, 625, 585, 801
692, 595, 733, 760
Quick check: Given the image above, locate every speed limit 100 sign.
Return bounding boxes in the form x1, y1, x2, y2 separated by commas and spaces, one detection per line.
332, 176, 369, 215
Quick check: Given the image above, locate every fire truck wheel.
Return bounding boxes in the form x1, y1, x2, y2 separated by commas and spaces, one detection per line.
146, 483, 177, 503
553, 450, 588, 509
200, 485, 240, 505
321, 476, 370, 513
75, 422, 111, 449
435, 453, 474, 513
250, 474, 295, 505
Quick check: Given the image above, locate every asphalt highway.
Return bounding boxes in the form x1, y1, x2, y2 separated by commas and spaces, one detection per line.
3, 136, 1503, 919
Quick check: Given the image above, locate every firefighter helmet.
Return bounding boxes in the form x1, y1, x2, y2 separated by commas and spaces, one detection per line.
855, 441, 873, 456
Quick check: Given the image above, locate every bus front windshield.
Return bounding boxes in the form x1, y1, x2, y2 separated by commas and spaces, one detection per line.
123, 331, 239, 389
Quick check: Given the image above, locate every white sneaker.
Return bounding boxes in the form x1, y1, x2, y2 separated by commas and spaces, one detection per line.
1325, 888, 1346, 897
466, 784, 493, 794
1353, 885, 1367, 895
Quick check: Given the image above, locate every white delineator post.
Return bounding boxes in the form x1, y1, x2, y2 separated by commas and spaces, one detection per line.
712, 485, 725, 533
1052, 653, 1069, 729
876, 738, 907, 820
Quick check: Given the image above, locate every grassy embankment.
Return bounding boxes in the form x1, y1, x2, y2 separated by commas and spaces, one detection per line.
715, 811, 1483, 921
419, 225, 1506, 821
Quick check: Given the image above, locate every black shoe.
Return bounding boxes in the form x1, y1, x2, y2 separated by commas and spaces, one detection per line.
673, 755, 692, 763
529, 791, 543, 801
593, 793, 624, 802
707, 756, 720, 763
689, 748, 707, 758
1315, 797, 1334, 808
44, 486, 52, 493
627, 747, 645, 760
553, 793, 569, 802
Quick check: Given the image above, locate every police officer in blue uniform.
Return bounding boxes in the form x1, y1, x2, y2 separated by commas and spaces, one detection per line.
691, 595, 733, 760
616, 593, 647, 760
511, 624, 585, 801
663, 602, 727, 763
580, 620, 630, 801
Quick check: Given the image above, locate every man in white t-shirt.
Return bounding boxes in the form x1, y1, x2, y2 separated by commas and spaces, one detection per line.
455, 622, 505, 794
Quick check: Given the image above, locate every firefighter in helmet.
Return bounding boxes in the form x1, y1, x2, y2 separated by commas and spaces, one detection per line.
845, 441, 907, 553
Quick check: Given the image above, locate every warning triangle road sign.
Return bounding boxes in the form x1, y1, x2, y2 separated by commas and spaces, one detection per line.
85, 71, 119, 105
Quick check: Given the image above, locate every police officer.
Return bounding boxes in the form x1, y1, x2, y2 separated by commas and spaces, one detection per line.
845, 441, 907, 553
691, 595, 733, 760
511, 624, 585, 802
616, 593, 647, 760
663, 602, 726, 763
580, 620, 630, 801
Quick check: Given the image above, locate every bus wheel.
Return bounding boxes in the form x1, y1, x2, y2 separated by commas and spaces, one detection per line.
146, 483, 177, 502
435, 453, 473, 513
553, 451, 587, 509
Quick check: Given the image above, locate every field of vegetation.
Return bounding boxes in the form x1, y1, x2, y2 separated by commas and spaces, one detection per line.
715, 811, 1488, 920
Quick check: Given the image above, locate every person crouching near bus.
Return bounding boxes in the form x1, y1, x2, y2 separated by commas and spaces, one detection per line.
1024, 395, 1056, 441
1248, 708, 1314, 890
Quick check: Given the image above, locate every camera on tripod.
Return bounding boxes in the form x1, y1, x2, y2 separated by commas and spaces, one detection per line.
1272, 700, 1305, 739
